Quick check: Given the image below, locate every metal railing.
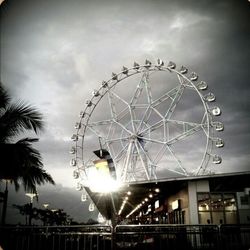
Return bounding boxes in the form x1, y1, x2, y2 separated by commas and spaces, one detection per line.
0, 225, 112, 250
0, 224, 250, 250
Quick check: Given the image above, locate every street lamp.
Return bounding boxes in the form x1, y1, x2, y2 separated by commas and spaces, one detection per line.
25, 193, 38, 225
43, 203, 49, 209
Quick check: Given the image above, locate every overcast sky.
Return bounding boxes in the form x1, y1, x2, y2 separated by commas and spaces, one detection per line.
1, 0, 250, 223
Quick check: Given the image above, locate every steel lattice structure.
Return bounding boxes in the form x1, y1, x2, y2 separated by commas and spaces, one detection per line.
70, 59, 224, 189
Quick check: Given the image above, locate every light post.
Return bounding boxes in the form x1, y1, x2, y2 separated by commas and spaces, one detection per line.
42, 203, 49, 225
25, 193, 38, 225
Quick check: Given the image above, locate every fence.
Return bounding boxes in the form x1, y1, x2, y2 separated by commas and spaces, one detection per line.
0, 224, 250, 250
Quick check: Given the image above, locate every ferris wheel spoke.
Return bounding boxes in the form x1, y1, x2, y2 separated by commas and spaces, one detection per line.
167, 119, 205, 129
151, 86, 180, 108
140, 119, 163, 135
88, 119, 114, 127
130, 72, 149, 105
138, 136, 165, 145
167, 125, 203, 145
128, 105, 136, 133
108, 89, 129, 106
105, 141, 129, 171
136, 139, 154, 165
111, 119, 133, 136
121, 141, 134, 181
153, 144, 168, 164
166, 145, 188, 175
87, 126, 107, 139
134, 141, 150, 180
106, 135, 131, 143
144, 72, 153, 105
161, 166, 188, 176
136, 106, 152, 132
164, 84, 185, 120
116, 107, 130, 122
108, 91, 118, 120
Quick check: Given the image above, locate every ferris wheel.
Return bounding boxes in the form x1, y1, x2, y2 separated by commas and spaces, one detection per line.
70, 59, 224, 190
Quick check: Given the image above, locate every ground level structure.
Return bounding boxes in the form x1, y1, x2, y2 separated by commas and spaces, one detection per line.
87, 171, 250, 225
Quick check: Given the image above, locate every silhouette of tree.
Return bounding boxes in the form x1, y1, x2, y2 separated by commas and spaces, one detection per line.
0, 83, 55, 224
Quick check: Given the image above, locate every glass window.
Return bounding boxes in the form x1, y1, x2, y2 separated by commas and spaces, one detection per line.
197, 192, 239, 225
224, 194, 237, 211
211, 211, 224, 224
240, 195, 249, 206
198, 193, 210, 211
210, 194, 223, 211
225, 212, 237, 224
199, 212, 211, 224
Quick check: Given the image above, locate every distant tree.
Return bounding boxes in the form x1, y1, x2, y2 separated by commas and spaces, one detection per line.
0, 83, 55, 224
86, 218, 99, 225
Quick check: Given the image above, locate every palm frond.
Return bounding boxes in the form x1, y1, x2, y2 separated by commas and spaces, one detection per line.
0, 102, 44, 142
0, 83, 10, 110
21, 166, 55, 193
0, 138, 55, 193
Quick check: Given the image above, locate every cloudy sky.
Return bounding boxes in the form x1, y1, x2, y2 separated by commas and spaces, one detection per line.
1, 0, 250, 223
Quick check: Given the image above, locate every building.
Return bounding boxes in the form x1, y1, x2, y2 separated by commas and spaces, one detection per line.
87, 171, 250, 225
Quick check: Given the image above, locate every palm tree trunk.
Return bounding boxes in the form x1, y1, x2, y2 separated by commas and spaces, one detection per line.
1, 181, 8, 225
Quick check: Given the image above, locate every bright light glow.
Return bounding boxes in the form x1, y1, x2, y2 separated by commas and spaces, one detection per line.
86, 165, 122, 193
98, 212, 105, 223
149, 194, 153, 198
127, 191, 131, 195
155, 200, 159, 209
43, 203, 49, 208
172, 200, 179, 210
155, 188, 160, 193
25, 193, 38, 203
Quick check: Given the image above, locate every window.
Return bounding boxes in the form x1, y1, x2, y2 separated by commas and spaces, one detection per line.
240, 195, 249, 206
197, 192, 238, 224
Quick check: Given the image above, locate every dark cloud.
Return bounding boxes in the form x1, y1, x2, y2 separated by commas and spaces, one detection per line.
1, 0, 250, 223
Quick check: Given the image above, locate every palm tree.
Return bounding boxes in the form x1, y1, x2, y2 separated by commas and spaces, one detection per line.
0, 83, 55, 224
